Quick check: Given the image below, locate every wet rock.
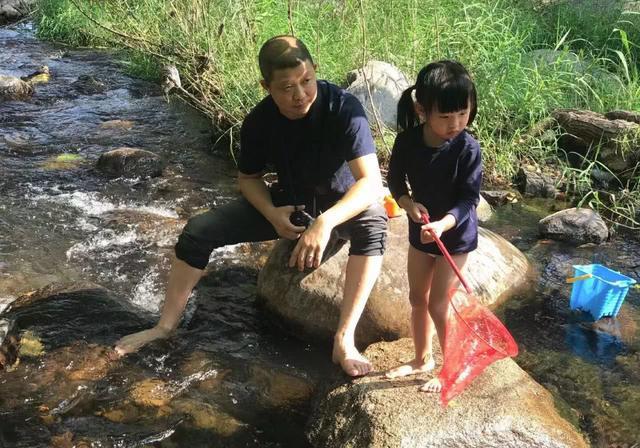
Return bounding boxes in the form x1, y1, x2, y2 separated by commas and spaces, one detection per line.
41, 153, 85, 171
179, 351, 229, 392
308, 338, 588, 448
539, 207, 609, 245
0, 74, 33, 102
477, 194, 493, 222
515, 164, 559, 198
0, 318, 18, 369
257, 219, 530, 346
129, 378, 173, 407
99, 119, 135, 130
481, 189, 520, 207
172, 399, 245, 436
96, 147, 164, 178
0, 0, 35, 24
72, 74, 107, 95
250, 365, 314, 407
20, 65, 50, 84
7, 281, 107, 311
346, 61, 410, 130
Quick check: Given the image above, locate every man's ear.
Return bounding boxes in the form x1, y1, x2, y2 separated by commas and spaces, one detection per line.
259, 79, 269, 92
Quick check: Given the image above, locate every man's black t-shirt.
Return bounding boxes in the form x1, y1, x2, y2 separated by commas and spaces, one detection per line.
238, 80, 375, 215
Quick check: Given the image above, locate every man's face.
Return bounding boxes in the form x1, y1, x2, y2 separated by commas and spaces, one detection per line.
262, 60, 318, 120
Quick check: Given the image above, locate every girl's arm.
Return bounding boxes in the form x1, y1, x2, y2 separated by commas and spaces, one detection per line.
387, 136, 409, 202
447, 139, 482, 228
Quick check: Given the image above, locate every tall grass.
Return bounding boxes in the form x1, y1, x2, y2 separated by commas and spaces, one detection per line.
35, 0, 640, 228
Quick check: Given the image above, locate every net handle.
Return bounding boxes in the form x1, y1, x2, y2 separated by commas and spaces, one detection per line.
421, 213, 515, 358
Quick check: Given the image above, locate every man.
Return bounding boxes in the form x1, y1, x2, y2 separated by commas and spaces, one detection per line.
115, 35, 387, 376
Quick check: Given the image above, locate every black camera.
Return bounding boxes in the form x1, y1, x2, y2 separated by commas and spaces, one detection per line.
290, 209, 315, 228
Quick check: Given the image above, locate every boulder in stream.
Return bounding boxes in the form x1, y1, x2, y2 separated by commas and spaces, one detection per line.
538, 207, 609, 245
257, 218, 530, 346
307, 338, 588, 448
0, 74, 33, 102
96, 147, 164, 178
0, 0, 34, 24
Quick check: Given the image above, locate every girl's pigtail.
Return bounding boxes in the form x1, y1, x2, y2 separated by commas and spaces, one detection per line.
396, 85, 417, 131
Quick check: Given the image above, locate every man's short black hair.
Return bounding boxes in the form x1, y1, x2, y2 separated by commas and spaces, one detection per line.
258, 35, 314, 84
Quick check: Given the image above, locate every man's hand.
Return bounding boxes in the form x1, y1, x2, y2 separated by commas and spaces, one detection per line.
288, 215, 333, 271
398, 196, 428, 223
266, 205, 306, 240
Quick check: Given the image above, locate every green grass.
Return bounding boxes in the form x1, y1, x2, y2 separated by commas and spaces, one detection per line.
35, 0, 640, 229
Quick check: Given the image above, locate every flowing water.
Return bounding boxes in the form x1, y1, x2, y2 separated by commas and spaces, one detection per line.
486, 199, 640, 447
1, 23, 640, 448
0, 24, 328, 447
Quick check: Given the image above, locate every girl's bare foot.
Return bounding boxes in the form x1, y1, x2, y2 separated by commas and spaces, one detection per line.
419, 377, 442, 393
384, 357, 435, 379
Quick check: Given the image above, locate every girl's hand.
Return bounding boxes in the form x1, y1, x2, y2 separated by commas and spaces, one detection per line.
266, 205, 306, 240
288, 216, 332, 271
420, 219, 448, 244
403, 201, 429, 224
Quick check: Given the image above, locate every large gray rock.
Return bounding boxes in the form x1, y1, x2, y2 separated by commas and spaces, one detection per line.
515, 164, 559, 198
257, 218, 530, 346
96, 147, 164, 178
0, 74, 33, 102
308, 338, 588, 448
0, 0, 34, 24
539, 207, 609, 245
346, 61, 410, 131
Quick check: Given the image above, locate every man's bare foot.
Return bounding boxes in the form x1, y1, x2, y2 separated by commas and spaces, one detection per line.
419, 377, 442, 393
332, 340, 371, 377
114, 326, 170, 356
384, 357, 435, 379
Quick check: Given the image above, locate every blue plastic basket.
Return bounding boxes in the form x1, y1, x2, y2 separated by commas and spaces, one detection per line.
568, 264, 637, 320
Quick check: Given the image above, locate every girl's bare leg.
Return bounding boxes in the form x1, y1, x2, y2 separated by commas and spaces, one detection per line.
386, 246, 437, 379
420, 253, 468, 393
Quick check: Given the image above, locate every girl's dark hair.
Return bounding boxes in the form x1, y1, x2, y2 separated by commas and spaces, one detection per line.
397, 60, 477, 131
258, 35, 314, 84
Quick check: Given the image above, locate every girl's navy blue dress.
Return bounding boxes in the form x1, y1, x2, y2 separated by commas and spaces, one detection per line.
387, 126, 482, 255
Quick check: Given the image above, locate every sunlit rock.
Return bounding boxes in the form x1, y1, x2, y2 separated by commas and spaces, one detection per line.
538, 207, 609, 245
18, 329, 44, 357
96, 147, 164, 178
179, 351, 229, 392
72, 74, 107, 95
477, 194, 493, 222
0, 74, 33, 102
99, 119, 135, 130
41, 153, 85, 170
346, 60, 410, 131
258, 219, 530, 345
250, 365, 315, 407
308, 338, 588, 448
129, 378, 173, 407
172, 399, 245, 436
97, 403, 141, 424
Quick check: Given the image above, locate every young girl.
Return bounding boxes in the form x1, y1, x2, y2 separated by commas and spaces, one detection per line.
385, 60, 481, 393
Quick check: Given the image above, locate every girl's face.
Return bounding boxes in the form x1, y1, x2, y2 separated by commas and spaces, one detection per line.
418, 102, 471, 145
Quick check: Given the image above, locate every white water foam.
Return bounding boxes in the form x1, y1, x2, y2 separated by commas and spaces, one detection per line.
130, 267, 163, 313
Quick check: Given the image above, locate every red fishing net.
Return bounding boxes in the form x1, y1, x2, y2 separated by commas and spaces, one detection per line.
419, 213, 518, 406
438, 287, 519, 406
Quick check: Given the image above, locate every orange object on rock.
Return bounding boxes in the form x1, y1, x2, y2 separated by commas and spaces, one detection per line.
383, 194, 402, 218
